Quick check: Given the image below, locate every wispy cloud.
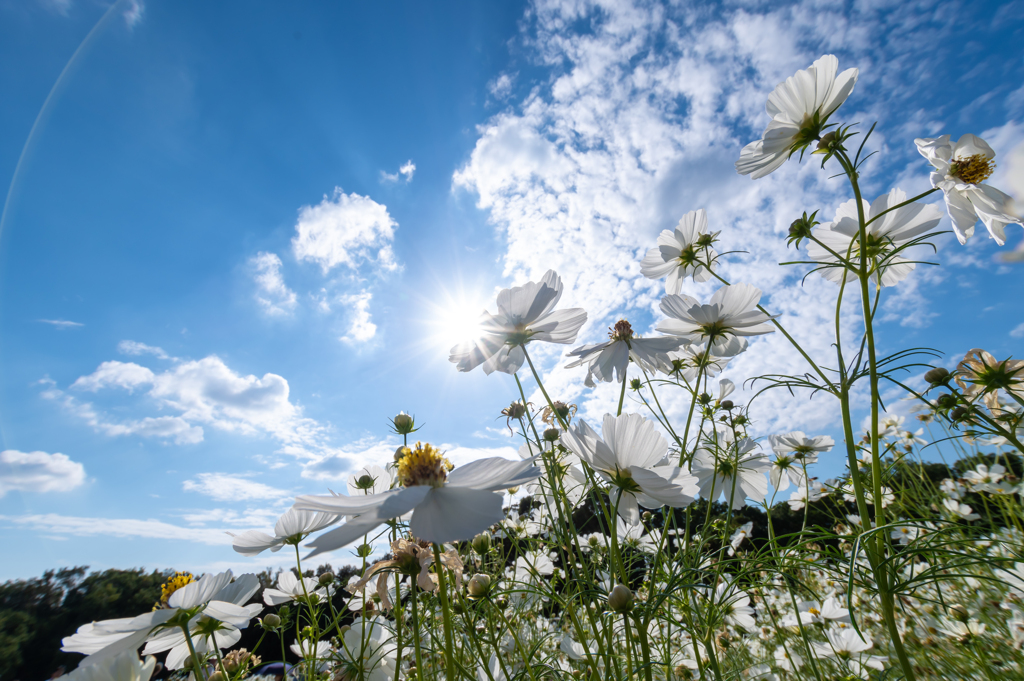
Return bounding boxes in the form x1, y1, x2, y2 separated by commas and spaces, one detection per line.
0, 450, 86, 497
182, 473, 289, 502
37, 319, 83, 329
381, 160, 416, 183
251, 251, 298, 316
118, 340, 172, 361
340, 291, 377, 343
0, 513, 233, 546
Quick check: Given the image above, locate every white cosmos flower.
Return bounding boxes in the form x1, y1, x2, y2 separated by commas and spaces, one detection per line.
263, 570, 330, 606
229, 507, 340, 557
737, 54, 858, 179
690, 438, 770, 509
787, 479, 827, 511
449, 270, 587, 375
915, 133, 1023, 245
657, 283, 774, 357
769, 431, 834, 463
294, 443, 540, 554
640, 209, 718, 291
63, 571, 261, 670
57, 651, 157, 681
560, 413, 699, 525
807, 188, 943, 287
565, 319, 684, 387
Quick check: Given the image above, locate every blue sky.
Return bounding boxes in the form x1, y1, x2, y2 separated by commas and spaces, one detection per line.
1, 0, 1022, 580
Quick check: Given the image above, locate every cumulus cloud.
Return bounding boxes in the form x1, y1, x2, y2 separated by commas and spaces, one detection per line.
291, 189, 399, 274
341, 291, 377, 343
71, 361, 155, 392
451, 0, 983, 435
251, 251, 298, 316
381, 160, 416, 183
48, 354, 329, 455
0, 450, 86, 497
182, 473, 288, 502
0, 513, 233, 546
118, 340, 171, 360
37, 319, 83, 329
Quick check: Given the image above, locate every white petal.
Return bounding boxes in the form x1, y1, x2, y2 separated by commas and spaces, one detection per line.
447, 456, 541, 491
409, 487, 504, 543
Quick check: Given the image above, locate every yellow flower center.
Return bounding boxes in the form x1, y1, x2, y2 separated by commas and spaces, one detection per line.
396, 442, 453, 488
154, 571, 195, 610
950, 154, 995, 185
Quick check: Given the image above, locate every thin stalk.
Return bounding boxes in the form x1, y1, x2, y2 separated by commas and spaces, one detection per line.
432, 543, 458, 681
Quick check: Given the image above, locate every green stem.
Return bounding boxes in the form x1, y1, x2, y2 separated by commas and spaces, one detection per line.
617, 366, 629, 416
432, 543, 457, 681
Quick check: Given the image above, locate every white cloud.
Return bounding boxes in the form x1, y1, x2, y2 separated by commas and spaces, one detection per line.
381, 160, 416, 183
50, 354, 330, 456
251, 251, 298, 316
0, 450, 86, 497
41, 380, 206, 445
123, 0, 144, 28
291, 189, 399, 274
0, 513, 232, 546
341, 291, 377, 343
71, 360, 155, 392
118, 340, 171, 360
488, 73, 516, 101
451, 0, 971, 435
37, 319, 83, 329
182, 473, 288, 502
1011, 322, 1024, 339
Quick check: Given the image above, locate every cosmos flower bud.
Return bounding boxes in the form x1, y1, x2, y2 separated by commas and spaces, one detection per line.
262, 613, 282, 628
607, 584, 633, 612
733, 415, 748, 425
629, 378, 644, 391
950, 406, 969, 422
949, 604, 969, 622
472, 533, 492, 555
543, 427, 561, 442
354, 474, 376, 490
924, 367, 950, 385
642, 511, 653, 521
468, 574, 492, 599
720, 399, 734, 411
318, 572, 334, 586
357, 543, 373, 558
208, 672, 225, 681
699, 393, 712, 405
936, 394, 957, 409
787, 210, 819, 248
392, 412, 416, 434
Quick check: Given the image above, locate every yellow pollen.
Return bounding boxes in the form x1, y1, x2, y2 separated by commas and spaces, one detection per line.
154, 571, 195, 610
950, 154, 995, 185
397, 442, 453, 488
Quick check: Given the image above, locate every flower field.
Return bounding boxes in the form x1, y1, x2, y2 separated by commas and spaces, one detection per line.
45, 54, 1024, 681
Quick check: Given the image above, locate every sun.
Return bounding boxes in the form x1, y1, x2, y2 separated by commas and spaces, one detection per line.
428, 289, 493, 352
